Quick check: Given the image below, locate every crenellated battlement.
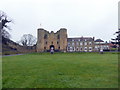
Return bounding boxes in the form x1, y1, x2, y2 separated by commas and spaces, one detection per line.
37, 28, 67, 52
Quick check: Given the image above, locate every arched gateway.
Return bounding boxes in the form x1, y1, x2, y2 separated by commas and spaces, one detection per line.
37, 28, 67, 52
50, 45, 55, 50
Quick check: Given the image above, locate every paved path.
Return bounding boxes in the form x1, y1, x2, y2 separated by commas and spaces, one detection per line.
1, 54, 24, 57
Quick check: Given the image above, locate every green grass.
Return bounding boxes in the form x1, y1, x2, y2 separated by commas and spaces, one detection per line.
2, 52, 118, 88
0, 56, 2, 89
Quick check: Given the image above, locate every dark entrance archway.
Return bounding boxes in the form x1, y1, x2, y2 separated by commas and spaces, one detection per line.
50, 45, 55, 50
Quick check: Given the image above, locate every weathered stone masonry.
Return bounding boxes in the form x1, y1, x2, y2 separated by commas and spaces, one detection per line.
37, 28, 67, 52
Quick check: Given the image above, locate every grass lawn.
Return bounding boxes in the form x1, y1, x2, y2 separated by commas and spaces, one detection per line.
2, 52, 118, 88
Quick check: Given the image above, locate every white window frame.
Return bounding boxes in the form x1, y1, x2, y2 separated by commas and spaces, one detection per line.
89, 47, 92, 52
76, 42, 79, 46
80, 42, 83, 45
76, 47, 79, 51
68, 42, 70, 46
84, 42, 87, 46
84, 47, 87, 52
89, 42, 92, 45
80, 47, 82, 51
72, 42, 74, 46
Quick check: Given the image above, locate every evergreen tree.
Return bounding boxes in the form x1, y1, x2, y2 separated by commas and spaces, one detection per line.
111, 29, 120, 51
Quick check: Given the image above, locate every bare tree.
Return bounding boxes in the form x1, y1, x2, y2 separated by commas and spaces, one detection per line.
0, 10, 12, 39
1, 29, 11, 39
19, 34, 37, 46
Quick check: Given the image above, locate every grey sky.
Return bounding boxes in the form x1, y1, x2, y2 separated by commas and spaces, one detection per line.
0, 0, 119, 42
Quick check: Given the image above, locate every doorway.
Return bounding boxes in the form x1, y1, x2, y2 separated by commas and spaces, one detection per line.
50, 45, 55, 50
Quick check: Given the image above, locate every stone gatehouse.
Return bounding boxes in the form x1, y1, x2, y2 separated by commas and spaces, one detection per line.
37, 28, 67, 52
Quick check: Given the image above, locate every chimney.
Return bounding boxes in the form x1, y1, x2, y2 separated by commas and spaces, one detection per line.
93, 37, 95, 41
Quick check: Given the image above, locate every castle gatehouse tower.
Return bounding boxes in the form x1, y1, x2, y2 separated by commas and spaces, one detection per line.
37, 28, 67, 52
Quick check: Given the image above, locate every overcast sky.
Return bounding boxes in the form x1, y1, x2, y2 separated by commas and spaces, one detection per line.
0, 0, 119, 42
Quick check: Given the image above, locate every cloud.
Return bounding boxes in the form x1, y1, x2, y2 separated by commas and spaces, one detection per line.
0, 0, 118, 42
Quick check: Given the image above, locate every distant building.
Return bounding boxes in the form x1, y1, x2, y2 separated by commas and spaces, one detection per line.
94, 39, 109, 51
67, 37, 95, 52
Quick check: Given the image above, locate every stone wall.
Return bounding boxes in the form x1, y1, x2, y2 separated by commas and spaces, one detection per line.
2, 37, 36, 54
7, 42, 36, 53
37, 28, 67, 52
